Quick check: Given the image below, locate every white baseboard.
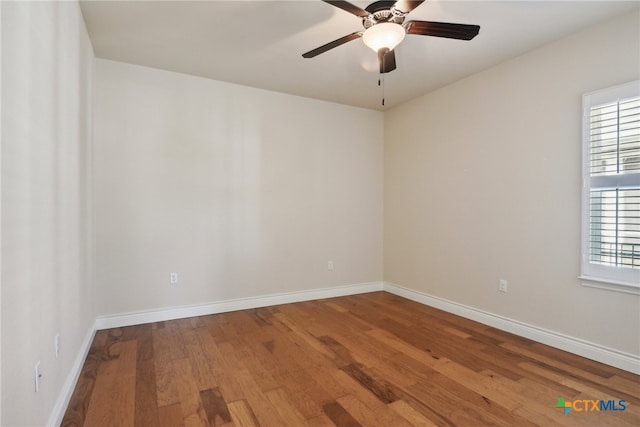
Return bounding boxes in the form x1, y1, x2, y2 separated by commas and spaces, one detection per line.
47, 324, 96, 427
94, 281, 384, 330
383, 281, 640, 375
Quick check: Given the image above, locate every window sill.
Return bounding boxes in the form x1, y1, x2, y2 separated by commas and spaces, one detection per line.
579, 275, 640, 295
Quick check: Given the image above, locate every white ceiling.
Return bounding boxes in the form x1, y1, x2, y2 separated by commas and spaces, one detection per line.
79, 0, 639, 111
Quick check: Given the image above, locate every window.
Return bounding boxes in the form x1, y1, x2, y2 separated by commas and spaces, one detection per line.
581, 80, 640, 290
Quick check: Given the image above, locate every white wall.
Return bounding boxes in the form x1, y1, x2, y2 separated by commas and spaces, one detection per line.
384, 10, 640, 356
1, 1, 95, 426
93, 59, 384, 316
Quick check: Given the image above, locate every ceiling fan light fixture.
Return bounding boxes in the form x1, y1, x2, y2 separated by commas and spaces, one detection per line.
362, 22, 406, 52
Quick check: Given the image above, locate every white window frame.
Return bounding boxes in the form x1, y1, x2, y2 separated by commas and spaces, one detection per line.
580, 80, 640, 291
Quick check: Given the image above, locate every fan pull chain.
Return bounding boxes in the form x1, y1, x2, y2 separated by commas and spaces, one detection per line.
379, 50, 386, 106
378, 73, 385, 106
378, 78, 382, 106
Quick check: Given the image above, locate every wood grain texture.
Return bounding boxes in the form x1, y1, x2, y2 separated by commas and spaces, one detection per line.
62, 292, 640, 426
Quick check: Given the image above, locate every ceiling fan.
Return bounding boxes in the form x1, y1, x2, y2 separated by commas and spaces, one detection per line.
302, 0, 480, 73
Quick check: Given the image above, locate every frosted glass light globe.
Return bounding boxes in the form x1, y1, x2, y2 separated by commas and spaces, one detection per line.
362, 23, 406, 52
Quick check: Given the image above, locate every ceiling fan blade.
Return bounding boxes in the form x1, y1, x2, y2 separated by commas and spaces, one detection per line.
302, 31, 363, 58
393, 0, 425, 13
323, 0, 369, 18
378, 48, 397, 73
404, 20, 480, 40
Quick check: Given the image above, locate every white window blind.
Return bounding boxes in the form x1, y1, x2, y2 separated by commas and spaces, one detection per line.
582, 81, 640, 289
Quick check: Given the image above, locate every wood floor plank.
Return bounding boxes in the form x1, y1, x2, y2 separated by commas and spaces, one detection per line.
323, 300, 349, 313
336, 394, 386, 427
305, 365, 352, 403
443, 326, 473, 339
135, 356, 160, 427
263, 330, 323, 373
607, 374, 640, 397
232, 368, 287, 426
365, 327, 443, 368
194, 327, 245, 403
200, 387, 232, 426
135, 323, 155, 361
322, 401, 362, 427
234, 342, 281, 392
158, 403, 185, 427
83, 340, 137, 427
388, 400, 439, 426
264, 387, 308, 426
154, 353, 181, 407
227, 399, 260, 427
63, 292, 640, 427
306, 413, 339, 427
308, 313, 402, 370
270, 370, 326, 419
340, 363, 400, 404
183, 328, 218, 391
331, 368, 416, 427
367, 352, 420, 388
272, 311, 337, 360
172, 358, 210, 426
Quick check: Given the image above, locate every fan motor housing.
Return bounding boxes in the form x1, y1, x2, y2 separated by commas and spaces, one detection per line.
363, 1, 406, 29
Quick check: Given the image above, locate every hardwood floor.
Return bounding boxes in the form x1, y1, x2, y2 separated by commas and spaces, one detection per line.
61, 292, 640, 426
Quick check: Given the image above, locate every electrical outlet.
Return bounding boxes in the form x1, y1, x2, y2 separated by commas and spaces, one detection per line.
170, 273, 178, 285
55, 334, 60, 359
499, 279, 508, 293
328, 260, 334, 270
35, 361, 42, 392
